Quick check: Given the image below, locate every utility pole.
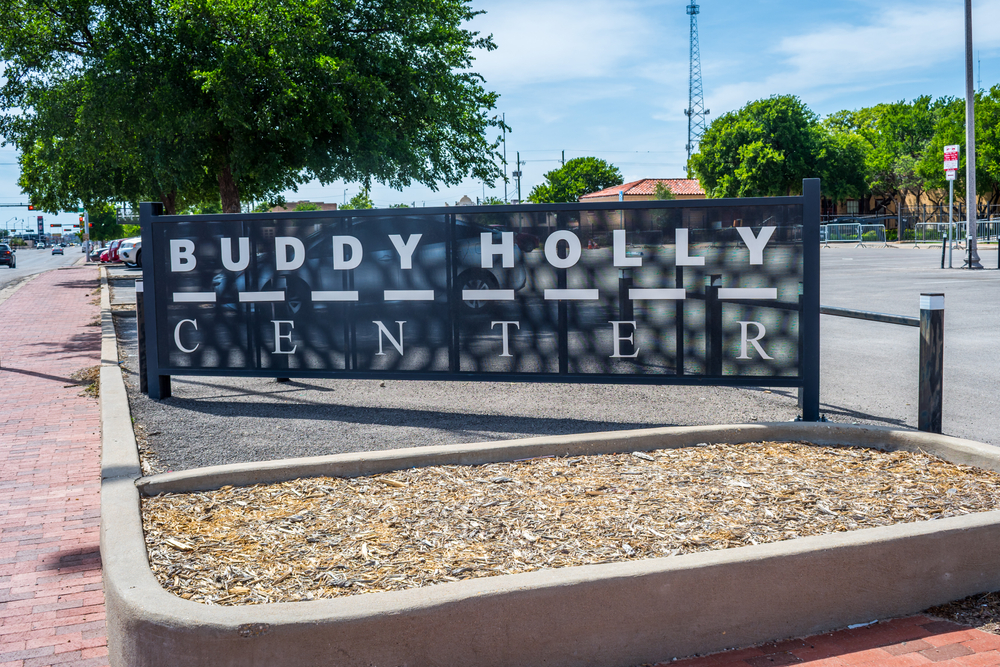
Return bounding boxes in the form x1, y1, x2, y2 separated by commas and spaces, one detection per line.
502, 113, 508, 203
561, 150, 565, 166
965, 0, 982, 268
514, 151, 525, 203
684, 2, 710, 166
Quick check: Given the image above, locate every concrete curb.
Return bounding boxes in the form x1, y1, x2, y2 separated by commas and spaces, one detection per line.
99, 267, 141, 482
98, 277, 1000, 666
137, 421, 1000, 496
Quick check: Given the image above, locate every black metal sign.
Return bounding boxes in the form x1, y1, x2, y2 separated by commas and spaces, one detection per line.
139, 179, 821, 419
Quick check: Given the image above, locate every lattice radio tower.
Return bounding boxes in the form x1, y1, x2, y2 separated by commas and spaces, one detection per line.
684, 1, 709, 165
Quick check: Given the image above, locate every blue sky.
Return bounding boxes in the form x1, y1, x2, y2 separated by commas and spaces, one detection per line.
3, 0, 1000, 223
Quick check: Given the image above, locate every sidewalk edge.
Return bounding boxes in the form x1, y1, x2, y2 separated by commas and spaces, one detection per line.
99, 267, 141, 481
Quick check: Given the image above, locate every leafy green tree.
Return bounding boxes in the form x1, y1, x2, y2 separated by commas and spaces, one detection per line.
915, 89, 1000, 216
342, 190, 374, 210
1, 0, 506, 214
690, 95, 825, 198
88, 203, 121, 242
293, 202, 322, 212
816, 125, 868, 204
652, 182, 675, 200
830, 96, 952, 209
526, 157, 622, 203
482, 196, 506, 205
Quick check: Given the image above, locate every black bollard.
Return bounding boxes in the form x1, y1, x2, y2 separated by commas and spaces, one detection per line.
136, 279, 147, 394
917, 293, 944, 433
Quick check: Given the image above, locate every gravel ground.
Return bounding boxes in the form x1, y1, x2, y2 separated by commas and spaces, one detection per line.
113, 310, 903, 473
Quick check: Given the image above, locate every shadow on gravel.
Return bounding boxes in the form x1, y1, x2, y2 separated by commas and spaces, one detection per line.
818, 404, 910, 428
160, 379, 674, 434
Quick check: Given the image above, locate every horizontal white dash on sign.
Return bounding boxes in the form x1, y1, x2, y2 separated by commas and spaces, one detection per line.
629, 288, 686, 300
718, 288, 778, 299
544, 289, 599, 300
311, 291, 359, 302
384, 290, 435, 301
238, 291, 285, 302
172, 292, 216, 303
463, 289, 515, 301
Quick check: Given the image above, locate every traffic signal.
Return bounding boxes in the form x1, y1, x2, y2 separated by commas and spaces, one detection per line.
27, 204, 35, 210
79, 214, 84, 224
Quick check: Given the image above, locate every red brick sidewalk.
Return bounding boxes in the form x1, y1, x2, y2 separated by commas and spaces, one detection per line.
0, 267, 108, 667
660, 615, 1000, 666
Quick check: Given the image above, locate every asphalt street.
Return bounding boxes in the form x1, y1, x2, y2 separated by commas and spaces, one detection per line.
109, 243, 1000, 472
0, 245, 88, 291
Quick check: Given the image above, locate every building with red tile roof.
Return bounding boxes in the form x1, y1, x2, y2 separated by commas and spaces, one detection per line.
580, 178, 705, 202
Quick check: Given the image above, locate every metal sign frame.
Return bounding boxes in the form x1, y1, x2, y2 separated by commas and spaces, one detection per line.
139, 179, 821, 420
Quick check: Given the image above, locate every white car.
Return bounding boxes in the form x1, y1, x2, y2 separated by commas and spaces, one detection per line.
119, 238, 142, 268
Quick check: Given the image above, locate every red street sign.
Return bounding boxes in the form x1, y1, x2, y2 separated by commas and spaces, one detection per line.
944, 145, 960, 170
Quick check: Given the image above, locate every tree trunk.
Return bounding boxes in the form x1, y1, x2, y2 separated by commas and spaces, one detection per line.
161, 190, 177, 215
218, 166, 241, 213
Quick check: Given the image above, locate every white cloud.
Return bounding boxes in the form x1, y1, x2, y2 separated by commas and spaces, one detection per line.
469, 0, 658, 88
706, 0, 1000, 115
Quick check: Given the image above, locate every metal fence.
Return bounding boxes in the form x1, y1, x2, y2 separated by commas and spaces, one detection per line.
820, 223, 887, 247
913, 220, 1000, 245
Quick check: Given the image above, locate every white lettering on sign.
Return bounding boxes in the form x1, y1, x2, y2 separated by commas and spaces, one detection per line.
737, 321, 772, 360
675, 228, 704, 266
271, 320, 297, 354
173, 319, 200, 353
389, 234, 422, 270
275, 237, 305, 271
613, 229, 641, 267
544, 230, 582, 269
608, 321, 640, 358
221, 237, 250, 271
491, 320, 520, 357
332, 236, 363, 270
374, 321, 406, 356
170, 239, 196, 272
735, 226, 775, 265
481, 232, 515, 269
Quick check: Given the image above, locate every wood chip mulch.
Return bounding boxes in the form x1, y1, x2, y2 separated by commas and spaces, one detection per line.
141, 441, 1000, 607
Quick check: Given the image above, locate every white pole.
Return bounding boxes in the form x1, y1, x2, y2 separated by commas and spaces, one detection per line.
965, 0, 982, 267
948, 179, 954, 268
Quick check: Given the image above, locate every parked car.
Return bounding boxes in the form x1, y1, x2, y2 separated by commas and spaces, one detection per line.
89, 246, 104, 261
119, 238, 142, 268
0, 243, 15, 269
100, 248, 110, 262
52, 247, 64, 255
107, 239, 125, 262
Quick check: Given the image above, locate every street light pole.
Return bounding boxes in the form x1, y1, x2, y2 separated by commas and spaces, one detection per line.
964, 0, 982, 268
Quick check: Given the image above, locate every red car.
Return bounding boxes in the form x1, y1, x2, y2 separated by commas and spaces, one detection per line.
100, 248, 110, 262
107, 239, 125, 262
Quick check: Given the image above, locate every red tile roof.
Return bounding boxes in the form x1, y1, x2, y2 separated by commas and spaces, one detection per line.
580, 178, 704, 199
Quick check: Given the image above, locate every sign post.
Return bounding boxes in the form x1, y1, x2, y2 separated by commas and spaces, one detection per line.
944, 145, 959, 269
